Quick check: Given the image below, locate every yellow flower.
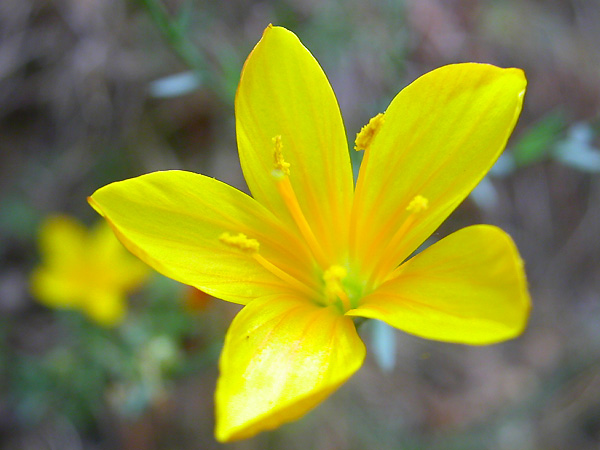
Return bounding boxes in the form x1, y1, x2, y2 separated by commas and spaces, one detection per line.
88, 25, 531, 441
30, 215, 150, 326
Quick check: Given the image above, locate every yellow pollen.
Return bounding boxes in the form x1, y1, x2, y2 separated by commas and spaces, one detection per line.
323, 265, 351, 311
406, 195, 429, 214
354, 112, 385, 152
272, 135, 290, 176
219, 232, 259, 253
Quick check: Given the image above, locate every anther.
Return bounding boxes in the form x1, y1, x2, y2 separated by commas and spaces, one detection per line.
272, 135, 290, 177
406, 195, 429, 214
219, 232, 259, 254
354, 112, 385, 152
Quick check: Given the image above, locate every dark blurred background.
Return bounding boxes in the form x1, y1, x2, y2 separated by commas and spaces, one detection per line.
1, 0, 599, 449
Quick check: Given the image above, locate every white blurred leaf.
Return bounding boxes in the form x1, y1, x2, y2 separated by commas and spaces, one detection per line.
553, 123, 600, 173
370, 320, 396, 372
470, 176, 500, 211
148, 71, 201, 98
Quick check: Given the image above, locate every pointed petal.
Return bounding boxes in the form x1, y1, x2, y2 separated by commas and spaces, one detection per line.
236, 25, 353, 260
89, 170, 314, 305
215, 295, 365, 442
351, 64, 526, 280
347, 225, 531, 345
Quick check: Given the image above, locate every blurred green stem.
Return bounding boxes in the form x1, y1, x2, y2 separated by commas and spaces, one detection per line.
139, 0, 228, 99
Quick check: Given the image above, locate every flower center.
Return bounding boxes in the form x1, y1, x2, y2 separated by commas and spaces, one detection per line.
322, 265, 365, 313
218, 136, 375, 313
219, 232, 364, 312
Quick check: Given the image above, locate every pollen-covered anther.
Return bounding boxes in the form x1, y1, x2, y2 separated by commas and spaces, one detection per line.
406, 195, 429, 214
354, 112, 385, 152
219, 232, 259, 254
272, 135, 290, 177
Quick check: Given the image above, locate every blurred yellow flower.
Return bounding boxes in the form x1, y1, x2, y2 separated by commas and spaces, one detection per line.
30, 215, 150, 327
88, 25, 531, 441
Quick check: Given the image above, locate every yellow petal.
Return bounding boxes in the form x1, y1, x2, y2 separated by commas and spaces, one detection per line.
30, 266, 81, 309
351, 64, 526, 282
215, 295, 365, 442
347, 225, 531, 345
37, 215, 86, 268
83, 290, 127, 327
89, 170, 314, 305
236, 25, 353, 261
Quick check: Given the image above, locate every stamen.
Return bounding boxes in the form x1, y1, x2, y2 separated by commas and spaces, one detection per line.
323, 265, 351, 311
349, 113, 386, 260
367, 194, 430, 288
219, 232, 320, 300
354, 112, 385, 152
270, 135, 330, 269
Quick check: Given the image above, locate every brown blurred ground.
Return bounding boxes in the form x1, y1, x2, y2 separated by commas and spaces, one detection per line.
1, 0, 599, 449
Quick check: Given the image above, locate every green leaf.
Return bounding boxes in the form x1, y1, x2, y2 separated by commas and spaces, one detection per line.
512, 110, 565, 167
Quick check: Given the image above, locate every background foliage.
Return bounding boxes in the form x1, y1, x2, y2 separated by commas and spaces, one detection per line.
1, 0, 599, 449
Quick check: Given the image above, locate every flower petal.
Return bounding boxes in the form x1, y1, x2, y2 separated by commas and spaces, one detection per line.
236, 25, 353, 261
83, 290, 127, 327
30, 266, 81, 309
37, 215, 87, 268
351, 64, 526, 281
215, 295, 365, 442
347, 225, 531, 345
89, 170, 314, 305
